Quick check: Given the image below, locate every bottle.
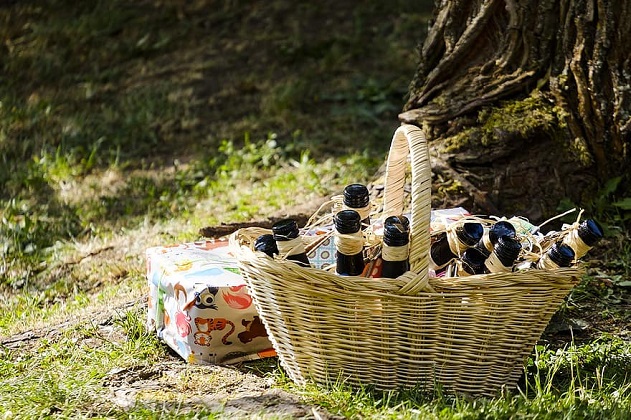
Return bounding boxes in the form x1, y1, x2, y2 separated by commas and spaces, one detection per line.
457, 247, 487, 276
537, 241, 575, 269
429, 222, 484, 270
271, 219, 311, 267
562, 219, 603, 259
334, 210, 365, 276
476, 220, 517, 258
484, 235, 522, 273
380, 215, 410, 278
343, 183, 371, 230
254, 234, 279, 258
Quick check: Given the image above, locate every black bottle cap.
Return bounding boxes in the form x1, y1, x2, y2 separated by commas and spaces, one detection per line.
334, 210, 362, 234
271, 219, 300, 241
494, 235, 522, 266
547, 242, 575, 267
383, 215, 410, 246
254, 234, 279, 257
461, 247, 487, 274
577, 219, 603, 246
343, 184, 370, 208
488, 221, 517, 245
456, 222, 484, 246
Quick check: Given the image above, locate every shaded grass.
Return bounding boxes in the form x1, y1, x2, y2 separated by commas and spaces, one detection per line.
0, 306, 170, 417
1, 0, 431, 289
1, 0, 630, 418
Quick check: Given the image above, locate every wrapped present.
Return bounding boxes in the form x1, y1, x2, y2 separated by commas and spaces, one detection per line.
146, 239, 276, 364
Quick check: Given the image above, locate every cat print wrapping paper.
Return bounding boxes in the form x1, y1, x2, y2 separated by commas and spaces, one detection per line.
146, 239, 276, 364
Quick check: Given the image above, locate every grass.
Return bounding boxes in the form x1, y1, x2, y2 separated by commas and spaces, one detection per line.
1, 0, 630, 418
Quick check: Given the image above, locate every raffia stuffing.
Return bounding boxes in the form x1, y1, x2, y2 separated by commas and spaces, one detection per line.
230, 125, 582, 397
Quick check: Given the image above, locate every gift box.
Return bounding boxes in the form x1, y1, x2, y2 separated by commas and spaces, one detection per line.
146, 239, 276, 364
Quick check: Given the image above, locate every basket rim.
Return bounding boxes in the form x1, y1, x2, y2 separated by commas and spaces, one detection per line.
230, 231, 583, 296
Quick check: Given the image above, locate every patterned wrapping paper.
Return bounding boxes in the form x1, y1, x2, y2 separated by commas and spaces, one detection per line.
146, 239, 276, 364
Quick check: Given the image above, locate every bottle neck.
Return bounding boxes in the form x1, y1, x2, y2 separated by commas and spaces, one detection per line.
458, 248, 487, 276
276, 236, 306, 257
536, 253, 562, 270
447, 227, 481, 254
335, 231, 364, 256
429, 233, 457, 270
457, 262, 476, 276
381, 258, 409, 278
484, 251, 513, 273
342, 204, 371, 230
480, 230, 494, 253
336, 251, 365, 276
562, 228, 591, 259
537, 245, 574, 269
275, 236, 311, 267
382, 243, 409, 262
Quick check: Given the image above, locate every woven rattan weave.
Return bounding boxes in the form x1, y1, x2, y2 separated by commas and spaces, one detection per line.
231, 124, 581, 396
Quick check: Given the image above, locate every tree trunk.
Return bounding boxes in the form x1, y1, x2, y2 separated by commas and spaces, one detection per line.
400, 0, 630, 220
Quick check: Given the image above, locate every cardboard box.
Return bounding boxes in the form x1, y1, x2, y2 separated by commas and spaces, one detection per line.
146, 239, 276, 364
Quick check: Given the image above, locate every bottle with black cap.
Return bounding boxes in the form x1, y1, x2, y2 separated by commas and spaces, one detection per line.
429, 222, 484, 271
484, 235, 522, 273
476, 220, 517, 258
343, 183, 371, 230
562, 218, 603, 259
381, 215, 410, 278
254, 234, 279, 258
537, 241, 575, 269
271, 219, 311, 267
457, 247, 487, 276
334, 209, 365, 276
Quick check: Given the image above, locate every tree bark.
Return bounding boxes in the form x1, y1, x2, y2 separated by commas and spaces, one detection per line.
401, 0, 630, 219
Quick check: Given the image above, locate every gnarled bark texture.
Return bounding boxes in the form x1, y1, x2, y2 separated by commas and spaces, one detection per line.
400, 0, 630, 220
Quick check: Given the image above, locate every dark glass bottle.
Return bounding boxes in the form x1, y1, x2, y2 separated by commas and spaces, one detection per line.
484, 235, 522, 273
334, 210, 365, 276
429, 222, 484, 270
381, 215, 410, 278
563, 218, 604, 259
458, 247, 487, 276
271, 219, 311, 267
343, 183, 371, 230
537, 241, 575, 269
476, 220, 517, 258
254, 234, 279, 258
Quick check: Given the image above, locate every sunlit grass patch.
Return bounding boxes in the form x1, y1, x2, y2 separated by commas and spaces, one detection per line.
282, 337, 631, 418
0, 305, 169, 417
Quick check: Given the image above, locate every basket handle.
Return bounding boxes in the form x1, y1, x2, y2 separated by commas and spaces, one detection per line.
382, 124, 432, 279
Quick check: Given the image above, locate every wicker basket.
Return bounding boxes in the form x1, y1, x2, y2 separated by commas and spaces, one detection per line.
230, 124, 582, 396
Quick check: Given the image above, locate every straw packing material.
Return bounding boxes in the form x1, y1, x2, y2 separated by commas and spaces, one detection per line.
230, 124, 582, 396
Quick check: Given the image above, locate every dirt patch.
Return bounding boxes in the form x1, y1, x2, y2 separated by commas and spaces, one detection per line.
104, 361, 333, 418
